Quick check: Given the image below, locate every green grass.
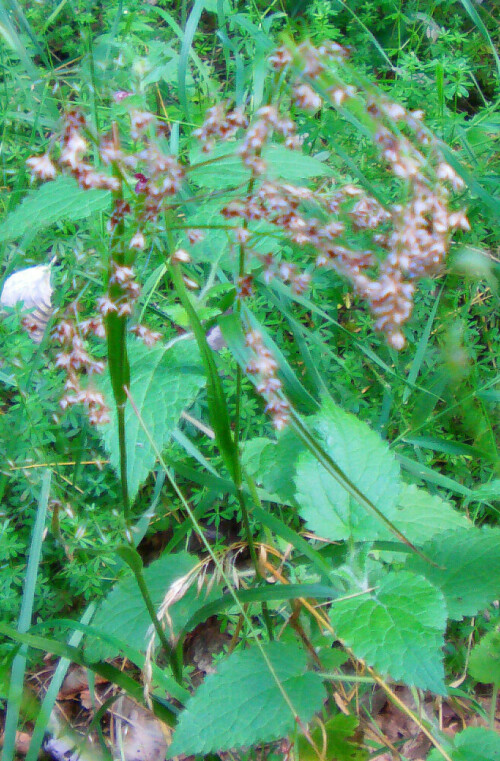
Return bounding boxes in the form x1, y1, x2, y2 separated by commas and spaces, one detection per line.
0, 1, 499, 758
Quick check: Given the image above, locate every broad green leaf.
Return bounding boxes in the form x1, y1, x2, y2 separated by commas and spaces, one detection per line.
427, 727, 500, 761
259, 430, 305, 501
379, 484, 470, 546
85, 552, 203, 661
329, 571, 447, 693
99, 338, 205, 500
189, 142, 332, 188
0, 177, 110, 243
298, 715, 367, 761
295, 403, 401, 541
167, 641, 326, 757
469, 630, 500, 685
405, 527, 500, 620
470, 479, 500, 502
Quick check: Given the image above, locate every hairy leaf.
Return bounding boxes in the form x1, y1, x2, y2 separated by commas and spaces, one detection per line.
380, 484, 470, 545
85, 552, 202, 661
427, 727, 500, 760
0, 177, 110, 243
298, 715, 368, 761
258, 430, 304, 501
167, 641, 326, 757
329, 571, 447, 693
469, 630, 500, 685
189, 142, 332, 188
405, 526, 500, 620
295, 403, 401, 541
99, 338, 205, 500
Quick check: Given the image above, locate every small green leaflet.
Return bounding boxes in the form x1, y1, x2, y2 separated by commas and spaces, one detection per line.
167, 641, 326, 757
297, 715, 368, 761
0, 177, 110, 243
98, 338, 205, 501
330, 571, 447, 693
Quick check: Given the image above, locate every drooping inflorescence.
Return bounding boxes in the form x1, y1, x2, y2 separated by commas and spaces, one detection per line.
25, 39, 469, 428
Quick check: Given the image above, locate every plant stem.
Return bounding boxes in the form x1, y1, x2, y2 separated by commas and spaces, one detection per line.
106, 143, 132, 532
132, 567, 183, 685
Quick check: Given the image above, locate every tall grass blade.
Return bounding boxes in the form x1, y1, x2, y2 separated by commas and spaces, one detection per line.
402, 285, 443, 404
178, 0, 206, 120
2, 469, 51, 761
25, 604, 97, 761
458, 0, 500, 80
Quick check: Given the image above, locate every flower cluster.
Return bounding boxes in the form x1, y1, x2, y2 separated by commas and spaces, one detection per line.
238, 105, 300, 175
218, 42, 469, 348
27, 110, 120, 192
97, 262, 140, 318
52, 319, 109, 425
245, 330, 290, 431
193, 101, 248, 153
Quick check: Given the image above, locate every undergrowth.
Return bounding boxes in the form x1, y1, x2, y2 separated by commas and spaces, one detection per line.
0, 1, 499, 760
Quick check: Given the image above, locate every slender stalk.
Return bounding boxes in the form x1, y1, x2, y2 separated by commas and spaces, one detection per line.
132, 567, 183, 684
106, 129, 132, 531
117, 404, 130, 525
234, 236, 274, 638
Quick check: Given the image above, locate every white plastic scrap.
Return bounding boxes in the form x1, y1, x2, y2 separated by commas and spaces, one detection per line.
0, 261, 54, 343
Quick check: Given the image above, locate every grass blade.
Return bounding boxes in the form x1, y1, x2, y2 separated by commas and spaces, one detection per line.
458, 0, 500, 80
178, 0, 206, 120
2, 469, 51, 761
402, 285, 443, 404
25, 603, 97, 761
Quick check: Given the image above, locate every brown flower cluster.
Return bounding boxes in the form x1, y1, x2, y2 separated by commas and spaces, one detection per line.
52, 318, 110, 425
97, 261, 141, 318
193, 101, 248, 153
216, 42, 469, 350
245, 330, 290, 431
25, 40, 470, 436
28, 110, 119, 192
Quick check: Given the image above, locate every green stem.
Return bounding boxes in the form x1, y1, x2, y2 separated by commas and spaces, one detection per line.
132, 568, 183, 684
491, 683, 499, 730
106, 151, 132, 531
117, 403, 130, 526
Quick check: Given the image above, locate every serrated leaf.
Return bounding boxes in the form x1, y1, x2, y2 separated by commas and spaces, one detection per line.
295, 403, 401, 541
382, 484, 470, 545
189, 142, 332, 188
167, 641, 326, 757
99, 338, 205, 500
469, 630, 500, 685
329, 571, 447, 693
405, 526, 500, 620
427, 727, 500, 761
85, 552, 202, 661
0, 177, 110, 243
259, 430, 305, 501
298, 715, 367, 761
